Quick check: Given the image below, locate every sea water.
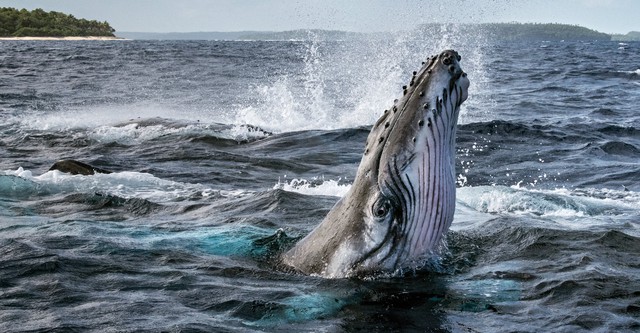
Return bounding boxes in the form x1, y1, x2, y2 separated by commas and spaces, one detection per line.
1, 30, 639, 332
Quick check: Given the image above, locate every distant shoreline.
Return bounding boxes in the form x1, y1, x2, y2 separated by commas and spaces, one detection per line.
0, 36, 125, 41
116, 24, 635, 42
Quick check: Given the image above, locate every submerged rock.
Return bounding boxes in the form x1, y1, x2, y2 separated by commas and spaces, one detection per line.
49, 160, 112, 176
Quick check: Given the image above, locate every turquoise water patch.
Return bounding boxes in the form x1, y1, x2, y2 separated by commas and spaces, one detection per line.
125, 224, 288, 258
0, 174, 43, 199
446, 278, 522, 312
199, 225, 274, 257
280, 293, 349, 321
248, 292, 353, 327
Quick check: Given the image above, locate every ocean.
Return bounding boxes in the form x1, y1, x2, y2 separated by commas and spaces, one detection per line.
1, 30, 639, 332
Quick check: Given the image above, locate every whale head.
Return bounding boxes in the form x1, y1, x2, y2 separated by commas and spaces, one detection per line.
282, 50, 470, 278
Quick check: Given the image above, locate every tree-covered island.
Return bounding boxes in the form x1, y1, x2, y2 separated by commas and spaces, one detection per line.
0, 7, 115, 37
237, 23, 613, 42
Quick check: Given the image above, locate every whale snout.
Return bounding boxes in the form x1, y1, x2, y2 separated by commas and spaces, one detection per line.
439, 50, 469, 103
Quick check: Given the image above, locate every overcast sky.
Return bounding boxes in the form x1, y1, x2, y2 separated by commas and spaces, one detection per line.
2, 0, 638, 34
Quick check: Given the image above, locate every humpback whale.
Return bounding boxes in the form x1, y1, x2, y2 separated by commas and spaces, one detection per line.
282, 50, 470, 278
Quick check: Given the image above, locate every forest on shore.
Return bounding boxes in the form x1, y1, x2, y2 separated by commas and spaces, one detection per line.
0, 7, 115, 37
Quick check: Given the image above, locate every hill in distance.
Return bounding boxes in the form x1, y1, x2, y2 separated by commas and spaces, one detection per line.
119, 23, 623, 41
611, 31, 640, 41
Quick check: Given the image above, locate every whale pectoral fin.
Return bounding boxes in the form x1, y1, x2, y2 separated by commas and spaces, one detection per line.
49, 160, 112, 175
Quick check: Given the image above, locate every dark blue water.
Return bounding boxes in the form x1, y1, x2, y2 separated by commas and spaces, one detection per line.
1, 32, 639, 332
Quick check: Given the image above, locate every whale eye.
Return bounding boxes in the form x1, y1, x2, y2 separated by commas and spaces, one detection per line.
372, 198, 393, 220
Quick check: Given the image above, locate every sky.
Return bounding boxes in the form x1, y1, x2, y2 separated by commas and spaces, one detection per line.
1, 0, 638, 34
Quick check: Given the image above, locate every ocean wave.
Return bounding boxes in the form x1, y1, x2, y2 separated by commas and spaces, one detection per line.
14, 113, 271, 145
0, 167, 246, 203
454, 221, 640, 332
86, 121, 269, 145
597, 141, 640, 157
457, 120, 601, 142
456, 185, 639, 225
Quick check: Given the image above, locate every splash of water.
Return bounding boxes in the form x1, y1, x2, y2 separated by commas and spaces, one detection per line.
233, 25, 493, 132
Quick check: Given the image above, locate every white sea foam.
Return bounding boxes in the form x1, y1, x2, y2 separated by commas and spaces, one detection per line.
456, 185, 639, 229
274, 177, 351, 197
617, 69, 640, 75
87, 123, 170, 144
2, 167, 247, 202
85, 123, 267, 145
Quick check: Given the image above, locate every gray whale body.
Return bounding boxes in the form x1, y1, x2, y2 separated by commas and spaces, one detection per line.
282, 50, 470, 278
